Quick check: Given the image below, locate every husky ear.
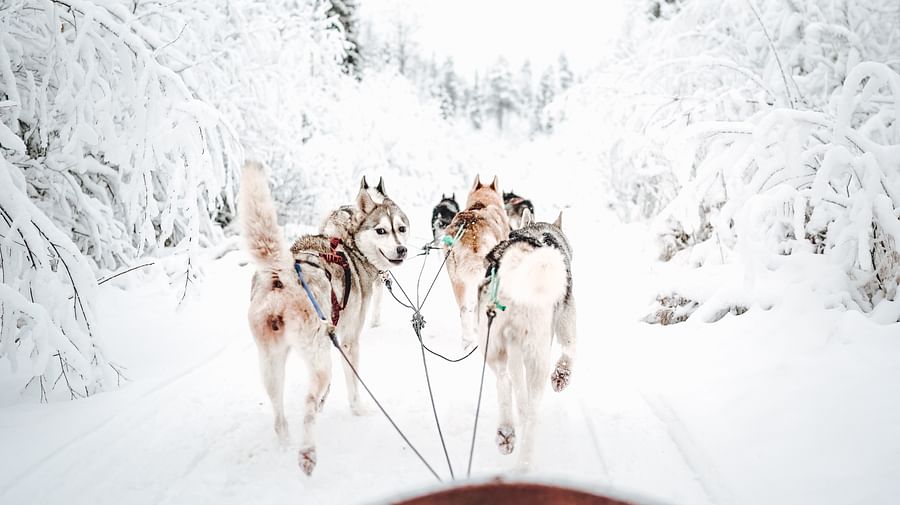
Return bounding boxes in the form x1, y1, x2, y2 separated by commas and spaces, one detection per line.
357, 185, 377, 214
473, 175, 482, 190
360, 176, 370, 191
451, 192, 456, 200
521, 208, 534, 227
489, 176, 499, 192
553, 211, 563, 229
375, 176, 387, 198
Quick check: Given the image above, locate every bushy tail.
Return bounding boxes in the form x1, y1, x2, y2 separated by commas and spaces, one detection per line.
238, 161, 288, 269
497, 246, 567, 307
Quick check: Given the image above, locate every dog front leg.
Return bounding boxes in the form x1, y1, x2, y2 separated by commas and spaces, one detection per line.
369, 277, 384, 328
338, 334, 367, 415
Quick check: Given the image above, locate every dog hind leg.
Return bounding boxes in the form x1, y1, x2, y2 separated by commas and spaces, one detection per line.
298, 336, 332, 476
517, 333, 552, 471
257, 342, 289, 446
551, 300, 577, 392
486, 328, 516, 455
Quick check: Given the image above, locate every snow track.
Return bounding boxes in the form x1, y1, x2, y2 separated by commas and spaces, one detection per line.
3, 210, 899, 505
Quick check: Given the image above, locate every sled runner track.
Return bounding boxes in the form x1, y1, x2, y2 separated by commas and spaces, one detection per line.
578, 396, 611, 484
0, 341, 241, 499
639, 391, 735, 505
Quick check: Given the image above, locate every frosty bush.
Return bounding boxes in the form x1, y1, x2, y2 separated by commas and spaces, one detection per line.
0, 0, 360, 399
559, 0, 900, 320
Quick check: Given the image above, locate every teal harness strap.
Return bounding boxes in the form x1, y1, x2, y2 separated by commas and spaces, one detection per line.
488, 266, 506, 312
442, 222, 467, 246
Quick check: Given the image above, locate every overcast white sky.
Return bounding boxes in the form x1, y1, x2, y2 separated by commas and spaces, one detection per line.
361, 0, 628, 77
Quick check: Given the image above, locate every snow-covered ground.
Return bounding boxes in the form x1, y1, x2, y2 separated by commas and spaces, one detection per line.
2, 205, 898, 505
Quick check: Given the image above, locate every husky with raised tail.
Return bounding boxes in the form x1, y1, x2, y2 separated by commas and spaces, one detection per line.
431, 193, 460, 244
238, 162, 409, 476
476, 209, 575, 470
443, 175, 510, 348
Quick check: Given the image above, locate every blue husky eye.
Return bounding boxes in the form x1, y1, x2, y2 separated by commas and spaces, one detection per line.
376, 228, 387, 235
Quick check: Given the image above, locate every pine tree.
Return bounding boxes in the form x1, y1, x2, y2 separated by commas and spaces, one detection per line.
519, 60, 535, 131
486, 57, 517, 131
468, 72, 485, 130
536, 65, 557, 132
328, 0, 360, 76
557, 53, 573, 91
439, 58, 461, 120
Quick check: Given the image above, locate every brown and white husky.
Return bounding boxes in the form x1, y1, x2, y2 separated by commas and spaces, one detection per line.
442, 175, 510, 348
238, 162, 409, 475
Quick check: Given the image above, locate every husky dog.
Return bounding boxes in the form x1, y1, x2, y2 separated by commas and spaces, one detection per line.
431, 193, 460, 244
239, 162, 409, 475
503, 191, 535, 230
443, 175, 510, 348
320, 177, 389, 327
476, 209, 575, 470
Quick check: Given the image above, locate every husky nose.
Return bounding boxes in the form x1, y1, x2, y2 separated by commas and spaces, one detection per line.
396, 245, 407, 258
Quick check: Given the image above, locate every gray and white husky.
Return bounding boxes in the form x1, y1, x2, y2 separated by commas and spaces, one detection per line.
320, 177, 391, 327
476, 209, 576, 470
239, 163, 409, 476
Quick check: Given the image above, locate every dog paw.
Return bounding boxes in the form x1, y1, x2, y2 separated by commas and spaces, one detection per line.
351, 403, 373, 416
274, 418, 290, 446
369, 317, 381, 328
496, 424, 516, 455
298, 447, 317, 476
551, 359, 571, 392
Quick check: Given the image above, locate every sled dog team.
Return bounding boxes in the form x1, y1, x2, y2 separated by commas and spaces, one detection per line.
239, 163, 575, 476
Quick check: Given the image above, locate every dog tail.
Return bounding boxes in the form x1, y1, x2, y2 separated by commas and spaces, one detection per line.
496, 246, 567, 307
238, 161, 289, 269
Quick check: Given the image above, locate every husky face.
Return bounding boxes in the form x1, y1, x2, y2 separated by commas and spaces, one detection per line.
431, 193, 460, 241
503, 190, 535, 230
354, 178, 410, 271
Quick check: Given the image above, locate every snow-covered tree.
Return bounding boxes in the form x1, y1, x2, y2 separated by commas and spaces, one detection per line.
0, 0, 354, 399
438, 58, 461, 120
485, 58, 518, 131
536, 66, 558, 132
328, 0, 362, 75
551, 0, 900, 320
557, 54, 574, 92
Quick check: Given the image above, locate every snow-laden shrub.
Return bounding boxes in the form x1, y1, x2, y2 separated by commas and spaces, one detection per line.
549, 0, 900, 224
0, 0, 353, 399
0, 0, 243, 399
0, 157, 120, 400
656, 62, 900, 318
556, 0, 900, 320
1, 1, 239, 270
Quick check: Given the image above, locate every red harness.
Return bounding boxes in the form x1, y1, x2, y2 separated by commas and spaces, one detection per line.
320, 238, 351, 327
296, 237, 351, 327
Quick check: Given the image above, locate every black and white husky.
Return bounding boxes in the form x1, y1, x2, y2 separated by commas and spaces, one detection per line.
503, 191, 535, 230
430, 193, 460, 244
476, 209, 575, 470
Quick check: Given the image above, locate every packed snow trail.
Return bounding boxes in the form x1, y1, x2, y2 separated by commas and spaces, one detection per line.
2, 208, 899, 505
